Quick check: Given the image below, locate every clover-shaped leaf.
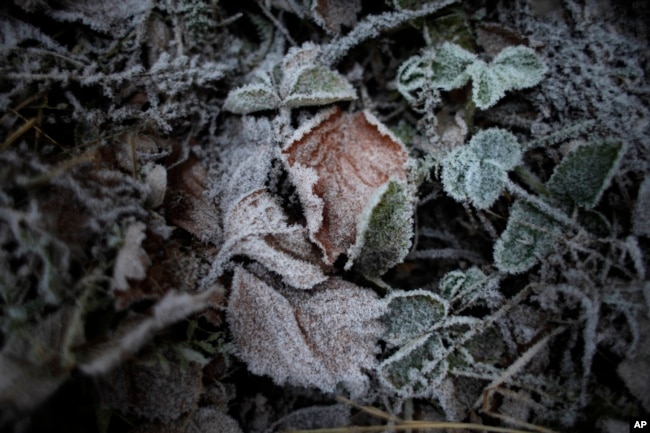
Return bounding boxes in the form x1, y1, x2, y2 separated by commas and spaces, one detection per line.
383, 289, 448, 347
378, 332, 448, 397
429, 42, 477, 90
441, 128, 521, 209
492, 45, 549, 91
546, 140, 625, 209
282, 107, 410, 266
224, 43, 356, 114
494, 200, 563, 274
439, 267, 487, 299
398, 42, 546, 110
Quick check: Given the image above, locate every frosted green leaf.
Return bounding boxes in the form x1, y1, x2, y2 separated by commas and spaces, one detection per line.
494, 200, 563, 274
396, 55, 427, 103
378, 333, 448, 397
439, 267, 487, 299
546, 141, 625, 209
468, 46, 547, 109
465, 162, 506, 209
467, 128, 521, 170
440, 145, 479, 203
346, 180, 414, 277
223, 82, 280, 114
441, 128, 521, 209
383, 289, 448, 347
468, 61, 505, 110
429, 42, 476, 90
492, 45, 548, 90
284, 66, 357, 107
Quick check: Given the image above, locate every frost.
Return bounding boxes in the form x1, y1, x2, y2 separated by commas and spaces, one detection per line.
223, 82, 281, 114
346, 179, 414, 277
111, 222, 151, 293
439, 267, 487, 300
226, 267, 384, 395
429, 42, 477, 90
218, 189, 327, 289
633, 177, 650, 237
398, 42, 547, 110
282, 107, 410, 265
441, 128, 521, 209
546, 140, 625, 209
494, 200, 563, 274
223, 44, 356, 114
383, 289, 448, 347
283, 65, 356, 107
378, 333, 448, 397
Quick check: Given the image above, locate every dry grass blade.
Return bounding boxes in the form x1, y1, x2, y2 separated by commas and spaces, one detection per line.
1, 117, 37, 151
285, 421, 544, 433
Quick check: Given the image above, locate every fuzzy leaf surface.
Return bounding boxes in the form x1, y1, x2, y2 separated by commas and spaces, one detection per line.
223, 82, 280, 114
378, 333, 448, 397
546, 141, 625, 209
383, 289, 448, 347
346, 179, 414, 277
226, 267, 384, 395
494, 200, 563, 274
282, 107, 409, 265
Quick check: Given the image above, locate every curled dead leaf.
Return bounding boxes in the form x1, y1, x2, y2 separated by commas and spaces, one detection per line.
282, 107, 409, 265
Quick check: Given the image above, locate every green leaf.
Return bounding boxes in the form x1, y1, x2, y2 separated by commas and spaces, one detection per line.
223, 82, 280, 114
346, 180, 414, 277
441, 128, 521, 209
284, 66, 356, 107
378, 333, 448, 397
383, 289, 448, 347
492, 45, 548, 91
546, 141, 625, 209
494, 200, 563, 274
465, 162, 506, 209
429, 42, 476, 90
468, 61, 505, 110
439, 267, 487, 299
468, 128, 521, 169
440, 145, 479, 203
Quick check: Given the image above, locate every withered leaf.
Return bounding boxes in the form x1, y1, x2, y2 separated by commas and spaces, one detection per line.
219, 189, 327, 290
165, 156, 222, 244
282, 107, 409, 265
226, 266, 384, 395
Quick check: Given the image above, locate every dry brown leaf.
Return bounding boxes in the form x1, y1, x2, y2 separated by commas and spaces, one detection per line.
220, 189, 327, 289
312, 0, 361, 33
226, 266, 384, 395
282, 107, 409, 265
165, 156, 222, 244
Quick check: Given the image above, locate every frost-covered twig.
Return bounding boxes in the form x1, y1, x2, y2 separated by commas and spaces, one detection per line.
321, 0, 459, 65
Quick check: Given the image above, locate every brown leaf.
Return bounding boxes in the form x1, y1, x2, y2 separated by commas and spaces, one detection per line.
219, 189, 327, 289
282, 107, 409, 265
312, 0, 361, 33
226, 266, 384, 395
165, 156, 222, 244
475, 22, 530, 57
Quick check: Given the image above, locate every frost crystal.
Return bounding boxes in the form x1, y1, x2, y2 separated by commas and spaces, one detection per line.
226, 267, 384, 395
547, 140, 625, 209
441, 128, 521, 209
282, 107, 410, 265
494, 200, 563, 274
